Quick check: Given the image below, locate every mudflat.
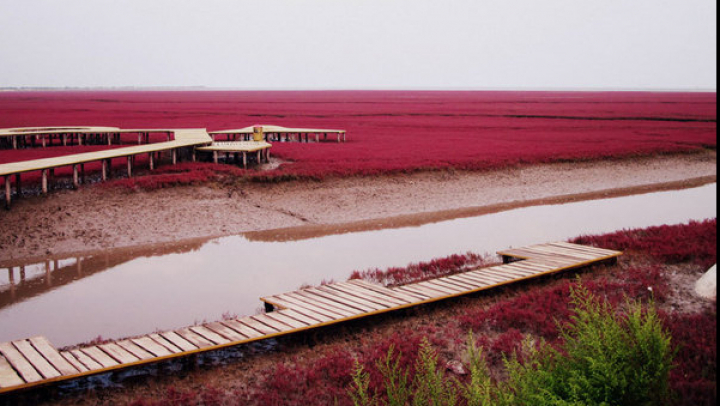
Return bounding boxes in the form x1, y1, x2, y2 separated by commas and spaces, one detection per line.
0, 151, 715, 263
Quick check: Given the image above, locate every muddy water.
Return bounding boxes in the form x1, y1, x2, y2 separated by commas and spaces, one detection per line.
0, 184, 716, 347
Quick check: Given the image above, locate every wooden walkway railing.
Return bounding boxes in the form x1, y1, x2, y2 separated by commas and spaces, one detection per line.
0, 242, 621, 394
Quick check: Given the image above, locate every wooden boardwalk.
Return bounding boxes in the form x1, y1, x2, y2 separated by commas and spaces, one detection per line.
1, 129, 212, 207
196, 141, 272, 168
0, 242, 621, 394
209, 125, 346, 143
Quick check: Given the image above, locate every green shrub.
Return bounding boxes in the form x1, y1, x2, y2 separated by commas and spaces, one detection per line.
350, 283, 675, 406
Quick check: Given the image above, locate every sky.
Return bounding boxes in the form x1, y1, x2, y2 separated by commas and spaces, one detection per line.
0, 0, 716, 90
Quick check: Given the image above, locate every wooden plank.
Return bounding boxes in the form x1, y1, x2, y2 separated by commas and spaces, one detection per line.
333, 282, 410, 306
551, 242, 619, 256
323, 284, 404, 308
12, 340, 60, 379
275, 303, 334, 323
264, 311, 309, 329
235, 316, 279, 336
251, 314, 294, 332
444, 274, 488, 289
189, 326, 231, 346
416, 280, 464, 295
433, 277, 477, 291
508, 261, 555, 272
69, 349, 103, 371
116, 340, 155, 361
538, 243, 608, 259
314, 286, 387, 311
98, 343, 139, 365
474, 269, 515, 281
526, 245, 597, 261
221, 319, 265, 339
274, 293, 349, 319
80, 346, 119, 369
131, 336, 174, 357
203, 321, 249, 342
468, 269, 512, 283
59, 352, 89, 373
503, 249, 579, 265
150, 333, 186, 353
264, 294, 341, 319
453, 271, 502, 286
278, 308, 328, 325
0, 355, 25, 388
302, 287, 377, 313
348, 279, 428, 302
546, 242, 610, 257
336, 281, 412, 305
289, 291, 364, 316
395, 284, 448, 299
489, 265, 535, 278
175, 329, 214, 349
460, 271, 506, 285
28, 337, 78, 376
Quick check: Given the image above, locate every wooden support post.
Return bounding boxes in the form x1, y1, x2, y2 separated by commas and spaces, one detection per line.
242, 152, 247, 169
101, 160, 108, 181
149, 152, 155, 170
72, 165, 79, 188
191, 149, 196, 162
78, 133, 83, 146
172, 149, 177, 165
256, 150, 261, 163
45, 260, 52, 285
41, 170, 48, 194
77, 257, 83, 276
12, 135, 17, 149
127, 156, 133, 177
138, 133, 142, 145
4, 176, 10, 208
19, 266, 25, 282
213, 151, 218, 164
63, 133, 67, 146
8, 267, 14, 286
15, 174, 21, 198
315, 133, 319, 143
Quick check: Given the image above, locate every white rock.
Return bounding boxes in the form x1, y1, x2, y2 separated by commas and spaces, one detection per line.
695, 264, 716, 299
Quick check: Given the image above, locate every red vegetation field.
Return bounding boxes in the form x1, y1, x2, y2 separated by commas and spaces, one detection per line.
0, 91, 716, 181
110, 220, 716, 406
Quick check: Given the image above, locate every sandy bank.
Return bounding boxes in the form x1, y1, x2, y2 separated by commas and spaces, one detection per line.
0, 152, 716, 263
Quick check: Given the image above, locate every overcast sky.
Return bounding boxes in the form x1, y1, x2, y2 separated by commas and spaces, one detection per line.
0, 0, 716, 90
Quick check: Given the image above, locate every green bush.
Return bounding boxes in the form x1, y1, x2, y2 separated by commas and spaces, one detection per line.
349, 283, 675, 406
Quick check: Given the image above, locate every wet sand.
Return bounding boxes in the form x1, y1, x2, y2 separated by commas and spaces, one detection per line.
0, 151, 716, 263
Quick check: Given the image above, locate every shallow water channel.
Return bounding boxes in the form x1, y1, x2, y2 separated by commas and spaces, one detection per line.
0, 184, 716, 347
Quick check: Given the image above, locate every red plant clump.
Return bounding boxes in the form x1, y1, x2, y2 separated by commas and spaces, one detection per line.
103, 162, 247, 191
1, 91, 715, 180
349, 252, 490, 287
664, 309, 717, 406
573, 218, 717, 269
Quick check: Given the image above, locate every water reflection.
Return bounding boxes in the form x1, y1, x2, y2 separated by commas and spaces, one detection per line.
0, 184, 716, 347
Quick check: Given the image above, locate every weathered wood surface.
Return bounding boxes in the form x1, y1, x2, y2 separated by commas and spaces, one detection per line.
0, 242, 620, 394
0, 129, 211, 177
